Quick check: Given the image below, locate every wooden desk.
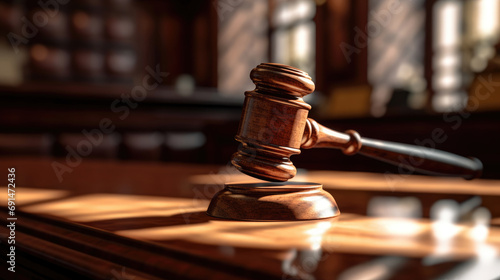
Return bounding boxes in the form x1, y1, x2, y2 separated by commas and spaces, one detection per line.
1, 158, 500, 279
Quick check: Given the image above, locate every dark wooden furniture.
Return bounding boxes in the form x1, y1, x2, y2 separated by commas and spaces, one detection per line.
1, 158, 499, 280
0, 0, 499, 181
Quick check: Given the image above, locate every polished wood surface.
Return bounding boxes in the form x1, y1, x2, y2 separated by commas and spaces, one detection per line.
0, 159, 499, 279
193, 171, 500, 220
1, 185, 500, 280
233, 63, 482, 182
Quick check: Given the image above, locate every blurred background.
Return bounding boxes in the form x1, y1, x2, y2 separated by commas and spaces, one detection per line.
0, 0, 499, 180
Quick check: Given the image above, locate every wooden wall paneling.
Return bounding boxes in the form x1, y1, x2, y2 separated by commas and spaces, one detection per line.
316, 0, 369, 91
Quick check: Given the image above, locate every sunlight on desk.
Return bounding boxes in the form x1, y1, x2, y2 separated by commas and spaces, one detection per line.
3, 186, 499, 279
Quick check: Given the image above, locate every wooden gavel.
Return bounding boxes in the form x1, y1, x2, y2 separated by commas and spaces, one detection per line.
231, 63, 483, 182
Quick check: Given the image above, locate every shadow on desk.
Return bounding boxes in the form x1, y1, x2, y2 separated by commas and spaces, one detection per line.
1, 186, 500, 280
1, 157, 500, 279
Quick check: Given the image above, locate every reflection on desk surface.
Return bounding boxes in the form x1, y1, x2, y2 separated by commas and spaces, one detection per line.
190, 170, 500, 195
2, 187, 500, 280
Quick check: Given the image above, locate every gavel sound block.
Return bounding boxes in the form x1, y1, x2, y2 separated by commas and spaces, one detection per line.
207, 63, 483, 221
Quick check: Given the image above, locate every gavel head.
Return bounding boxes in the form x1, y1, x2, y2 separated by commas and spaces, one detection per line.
231, 63, 314, 182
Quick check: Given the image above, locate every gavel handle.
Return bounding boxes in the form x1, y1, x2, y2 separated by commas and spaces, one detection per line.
301, 119, 482, 179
